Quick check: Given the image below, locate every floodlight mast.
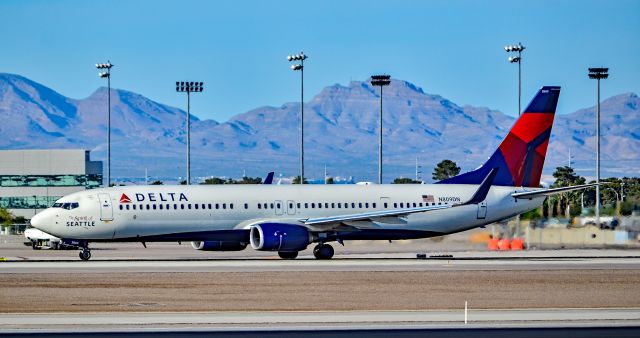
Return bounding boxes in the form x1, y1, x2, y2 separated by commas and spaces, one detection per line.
504, 43, 525, 239
287, 52, 307, 183
588, 67, 609, 227
175, 81, 204, 185
371, 74, 391, 184
96, 61, 113, 187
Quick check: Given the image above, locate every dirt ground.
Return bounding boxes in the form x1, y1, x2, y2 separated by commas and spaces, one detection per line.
1, 269, 639, 313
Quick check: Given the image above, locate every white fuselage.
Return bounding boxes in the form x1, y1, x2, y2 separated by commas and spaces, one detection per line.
31, 183, 544, 242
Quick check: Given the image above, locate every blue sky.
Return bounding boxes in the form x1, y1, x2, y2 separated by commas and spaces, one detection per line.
1, 0, 638, 121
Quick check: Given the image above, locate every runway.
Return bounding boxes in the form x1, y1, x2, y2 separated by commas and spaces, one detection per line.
2, 236, 640, 335
3, 255, 640, 273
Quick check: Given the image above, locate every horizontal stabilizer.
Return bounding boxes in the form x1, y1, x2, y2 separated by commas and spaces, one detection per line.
511, 183, 599, 199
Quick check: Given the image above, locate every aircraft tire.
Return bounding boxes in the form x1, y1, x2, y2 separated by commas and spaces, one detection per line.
278, 251, 298, 259
314, 244, 334, 260
79, 250, 91, 261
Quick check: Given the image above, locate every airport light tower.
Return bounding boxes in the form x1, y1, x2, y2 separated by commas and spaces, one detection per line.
505, 43, 525, 115
588, 67, 609, 227
96, 61, 113, 187
505, 43, 525, 239
288, 52, 307, 184
176, 81, 204, 185
371, 74, 391, 184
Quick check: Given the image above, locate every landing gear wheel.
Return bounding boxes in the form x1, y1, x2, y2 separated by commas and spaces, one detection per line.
278, 251, 298, 259
79, 250, 91, 261
313, 244, 334, 260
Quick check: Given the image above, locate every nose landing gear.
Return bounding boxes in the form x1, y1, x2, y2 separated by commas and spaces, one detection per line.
79, 245, 91, 261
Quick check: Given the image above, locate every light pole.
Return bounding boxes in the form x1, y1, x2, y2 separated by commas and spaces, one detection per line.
96, 61, 113, 187
588, 67, 608, 226
371, 74, 391, 184
505, 43, 525, 238
176, 81, 204, 185
288, 52, 307, 184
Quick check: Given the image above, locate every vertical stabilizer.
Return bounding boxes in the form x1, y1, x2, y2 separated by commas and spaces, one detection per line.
438, 86, 560, 187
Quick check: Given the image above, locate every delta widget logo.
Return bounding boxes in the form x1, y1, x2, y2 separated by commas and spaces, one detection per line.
120, 193, 131, 203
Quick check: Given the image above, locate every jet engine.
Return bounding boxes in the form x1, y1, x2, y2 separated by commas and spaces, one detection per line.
250, 223, 312, 252
191, 241, 248, 251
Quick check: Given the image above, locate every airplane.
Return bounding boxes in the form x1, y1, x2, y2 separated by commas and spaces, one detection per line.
30, 86, 597, 261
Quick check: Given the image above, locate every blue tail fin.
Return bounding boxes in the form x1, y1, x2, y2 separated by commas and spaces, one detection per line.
437, 86, 560, 187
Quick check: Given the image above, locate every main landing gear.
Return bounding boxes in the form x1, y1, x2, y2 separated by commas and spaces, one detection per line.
79, 247, 91, 261
313, 243, 334, 260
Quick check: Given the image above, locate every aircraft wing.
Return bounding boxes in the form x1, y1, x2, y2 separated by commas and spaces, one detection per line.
511, 183, 599, 199
303, 167, 498, 226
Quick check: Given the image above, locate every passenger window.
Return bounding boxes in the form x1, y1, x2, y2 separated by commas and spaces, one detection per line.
223, 203, 227, 209
289, 203, 293, 209
258, 204, 262, 209
230, 203, 234, 209
365, 203, 369, 208
413, 203, 417, 208
372, 203, 376, 208
146, 204, 151, 210
119, 205, 123, 210
276, 203, 280, 209
331, 203, 335, 208
188, 204, 192, 210
167, 204, 170, 210
358, 203, 362, 208
208, 204, 212, 209
263, 203, 267, 209
159, 204, 163, 210
297, 203, 301, 209
311, 203, 315, 208
152, 204, 157, 210
337, 203, 342, 208
419, 203, 423, 207
384, 203, 388, 208
126, 205, 130, 210
400, 203, 404, 208
194, 204, 198, 210
174, 204, 178, 209
324, 203, 329, 208
132, 205, 136, 210
181, 204, 185, 210
305, 203, 309, 208
318, 203, 322, 209
270, 203, 274, 209
245, 203, 249, 209
215, 203, 219, 209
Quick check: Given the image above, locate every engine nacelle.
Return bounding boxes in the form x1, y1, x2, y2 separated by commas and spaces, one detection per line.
191, 241, 248, 251
250, 223, 312, 252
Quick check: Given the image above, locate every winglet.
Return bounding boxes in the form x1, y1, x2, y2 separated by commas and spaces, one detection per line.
463, 167, 498, 205
263, 172, 275, 185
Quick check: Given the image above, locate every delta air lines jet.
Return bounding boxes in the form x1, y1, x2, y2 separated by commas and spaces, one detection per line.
30, 86, 595, 260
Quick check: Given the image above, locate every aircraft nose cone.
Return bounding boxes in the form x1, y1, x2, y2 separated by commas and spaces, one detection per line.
30, 210, 52, 233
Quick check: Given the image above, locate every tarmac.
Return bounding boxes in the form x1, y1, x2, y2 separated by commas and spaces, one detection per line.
2, 233, 640, 334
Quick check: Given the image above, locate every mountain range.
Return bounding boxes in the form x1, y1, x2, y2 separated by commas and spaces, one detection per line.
0, 73, 638, 183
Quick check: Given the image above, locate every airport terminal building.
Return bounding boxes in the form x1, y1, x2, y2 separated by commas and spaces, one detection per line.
0, 149, 102, 219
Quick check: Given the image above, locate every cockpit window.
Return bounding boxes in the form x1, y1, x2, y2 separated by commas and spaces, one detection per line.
59, 202, 80, 210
